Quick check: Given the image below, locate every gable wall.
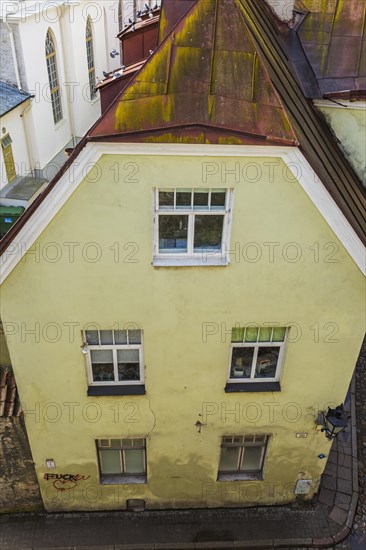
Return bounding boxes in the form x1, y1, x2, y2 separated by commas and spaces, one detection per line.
0, 152, 364, 510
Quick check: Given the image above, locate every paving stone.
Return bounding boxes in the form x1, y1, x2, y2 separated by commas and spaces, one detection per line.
327, 454, 337, 465
324, 463, 337, 476
338, 455, 352, 468
337, 466, 352, 481
318, 487, 336, 507
329, 506, 348, 526
334, 492, 352, 511
337, 479, 352, 496
322, 475, 337, 491
332, 525, 350, 544
313, 536, 334, 548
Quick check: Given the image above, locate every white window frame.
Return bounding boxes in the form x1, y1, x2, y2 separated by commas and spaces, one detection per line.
228, 327, 288, 384
218, 435, 268, 478
152, 188, 233, 266
84, 330, 144, 386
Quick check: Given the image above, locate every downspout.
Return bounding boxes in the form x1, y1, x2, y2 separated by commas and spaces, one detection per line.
58, 4, 76, 145
20, 99, 35, 175
4, 18, 21, 90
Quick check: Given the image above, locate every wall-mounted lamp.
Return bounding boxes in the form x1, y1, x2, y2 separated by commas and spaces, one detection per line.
81, 343, 88, 355
319, 404, 349, 440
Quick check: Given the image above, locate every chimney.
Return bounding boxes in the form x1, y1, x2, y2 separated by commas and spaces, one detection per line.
264, 1, 295, 22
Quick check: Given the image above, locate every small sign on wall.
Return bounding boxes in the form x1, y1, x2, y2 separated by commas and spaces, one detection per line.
294, 479, 312, 495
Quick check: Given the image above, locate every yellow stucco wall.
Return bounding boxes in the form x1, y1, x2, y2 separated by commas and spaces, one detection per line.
0, 153, 364, 511
317, 103, 366, 184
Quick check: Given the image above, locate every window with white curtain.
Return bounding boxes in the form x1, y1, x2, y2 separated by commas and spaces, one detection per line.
84, 329, 143, 386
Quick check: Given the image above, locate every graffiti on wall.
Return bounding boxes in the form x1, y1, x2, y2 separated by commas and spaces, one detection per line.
43, 473, 90, 491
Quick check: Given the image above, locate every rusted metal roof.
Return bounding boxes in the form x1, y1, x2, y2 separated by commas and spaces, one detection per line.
118, 10, 160, 39
0, 0, 364, 254
294, 0, 366, 97
239, 0, 365, 242
158, 0, 195, 42
96, 61, 146, 90
0, 366, 21, 417
90, 0, 298, 144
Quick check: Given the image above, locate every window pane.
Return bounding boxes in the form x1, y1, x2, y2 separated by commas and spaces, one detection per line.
99, 439, 110, 447
159, 190, 174, 209
159, 215, 188, 253
245, 327, 259, 342
255, 347, 280, 378
240, 446, 263, 471
114, 330, 127, 344
176, 189, 192, 208
193, 215, 223, 252
117, 349, 140, 381
231, 327, 244, 343
91, 350, 114, 382
124, 449, 145, 474
110, 439, 122, 448
100, 330, 113, 345
230, 347, 254, 379
100, 450, 121, 474
86, 330, 99, 345
118, 349, 139, 362
219, 446, 240, 471
258, 327, 271, 342
128, 329, 141, 344
193, 190, 209, 209
210, 190, 226, 209
273, 327, 286, 342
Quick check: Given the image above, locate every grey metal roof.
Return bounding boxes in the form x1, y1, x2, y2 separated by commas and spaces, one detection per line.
0, 81, 32, 117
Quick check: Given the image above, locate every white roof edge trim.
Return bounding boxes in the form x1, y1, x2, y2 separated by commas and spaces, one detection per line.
0, 142, 97, 284
284, 149, 365, 276
314, 100, 366, 111
0, 142, 364, 284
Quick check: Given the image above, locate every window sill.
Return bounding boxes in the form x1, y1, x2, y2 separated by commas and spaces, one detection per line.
100, 475, 147, 485
225, 382, 281, 393
54, 118, 67, 131
153, 256, 229, 267
88, 384, 145, 396
217, 473, 263, 482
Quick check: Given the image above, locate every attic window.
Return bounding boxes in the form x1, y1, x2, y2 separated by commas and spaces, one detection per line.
153, 188, 233, 267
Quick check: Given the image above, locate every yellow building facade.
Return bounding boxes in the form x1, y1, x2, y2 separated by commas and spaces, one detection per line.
0, 149, 364, 511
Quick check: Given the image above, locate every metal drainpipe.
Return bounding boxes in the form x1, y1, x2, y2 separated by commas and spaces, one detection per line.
20, 100, 35, 176
4, 18, 22, 90
59, 4, 76, 146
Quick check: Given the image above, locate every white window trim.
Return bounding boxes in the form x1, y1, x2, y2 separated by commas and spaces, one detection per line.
85, 331, 144, 386
152, 188, 234, 266
228, 328, 288, 384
